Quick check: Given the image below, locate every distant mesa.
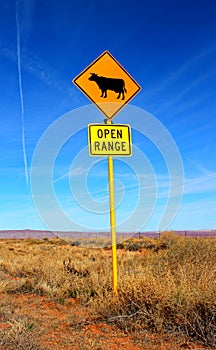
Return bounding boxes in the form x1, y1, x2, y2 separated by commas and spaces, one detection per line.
0, 229, 215, 240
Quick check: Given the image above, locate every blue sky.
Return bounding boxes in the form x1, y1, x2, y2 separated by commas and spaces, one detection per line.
0, 0, 216, 231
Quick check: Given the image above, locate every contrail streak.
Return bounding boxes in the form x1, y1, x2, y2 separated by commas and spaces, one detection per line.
16, 0, 29, 185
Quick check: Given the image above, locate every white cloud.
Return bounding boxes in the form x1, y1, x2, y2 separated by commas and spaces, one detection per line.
184, 172, 216, 195
154, 70, 216, 114
0, 40, 82, 103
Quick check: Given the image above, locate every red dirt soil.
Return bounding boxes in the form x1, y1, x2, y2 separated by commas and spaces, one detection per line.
0, 292, 209, 350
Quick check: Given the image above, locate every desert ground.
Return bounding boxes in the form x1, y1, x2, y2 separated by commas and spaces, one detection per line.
0, 232, 215, 349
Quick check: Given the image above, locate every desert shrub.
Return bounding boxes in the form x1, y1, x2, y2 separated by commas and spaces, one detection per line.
71, 240, 81, 247
0, 315, 44, 350
159, 231, 180, 244
126, 242, 142, 252
89, 237, 216, 348
121, 238, 156, 252
116, 242, 124, 249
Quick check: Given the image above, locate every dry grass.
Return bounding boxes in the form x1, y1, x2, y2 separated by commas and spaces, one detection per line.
0, 315, 43, 350
0, 233, 215, 349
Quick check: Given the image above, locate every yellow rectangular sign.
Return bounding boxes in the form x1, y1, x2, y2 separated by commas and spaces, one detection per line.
88, 124, 132, 156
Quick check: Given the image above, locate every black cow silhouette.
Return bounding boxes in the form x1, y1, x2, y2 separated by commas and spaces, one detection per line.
88, 73, 127, 100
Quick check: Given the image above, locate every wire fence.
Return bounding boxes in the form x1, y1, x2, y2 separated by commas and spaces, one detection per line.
0, 229, 216, 240
133, 230, 216, 239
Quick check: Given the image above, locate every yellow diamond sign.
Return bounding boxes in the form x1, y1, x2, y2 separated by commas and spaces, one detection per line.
73, 51, 141, 120
88, 124, 132, 156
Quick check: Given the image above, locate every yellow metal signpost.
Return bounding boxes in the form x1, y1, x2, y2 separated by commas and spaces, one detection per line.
73, 51, 141, 296
107, 128, 118, 295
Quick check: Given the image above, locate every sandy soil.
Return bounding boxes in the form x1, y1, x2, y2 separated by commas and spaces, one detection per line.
0, 291, 209, 350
